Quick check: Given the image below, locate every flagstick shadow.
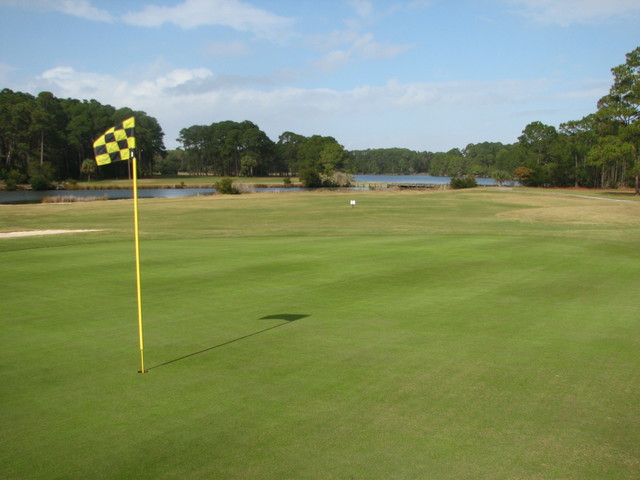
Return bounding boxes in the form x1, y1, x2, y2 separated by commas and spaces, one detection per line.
148, 314, 309, 370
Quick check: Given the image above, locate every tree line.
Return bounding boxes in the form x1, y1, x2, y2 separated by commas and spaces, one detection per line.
0, 90, 165, 189
1, 46, 638, 191
171, 125, 351, 186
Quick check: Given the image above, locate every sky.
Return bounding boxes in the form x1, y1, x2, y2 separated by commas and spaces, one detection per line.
0, 0, 639, 152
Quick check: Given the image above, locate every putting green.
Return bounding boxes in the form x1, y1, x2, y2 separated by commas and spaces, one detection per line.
1, 189, 639, 479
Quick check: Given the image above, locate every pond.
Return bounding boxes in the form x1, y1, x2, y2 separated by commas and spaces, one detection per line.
354, 174, 504, 186
0, 188, 216, 204
0, 175, 509, 204
0, 187, 312, 204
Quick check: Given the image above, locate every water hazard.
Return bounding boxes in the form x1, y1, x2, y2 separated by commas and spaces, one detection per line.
0, 175, 507, 204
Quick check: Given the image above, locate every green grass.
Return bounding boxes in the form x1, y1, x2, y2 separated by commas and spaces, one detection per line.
1, 189, 639, 479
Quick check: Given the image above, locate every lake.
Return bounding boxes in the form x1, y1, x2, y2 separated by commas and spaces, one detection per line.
354, 174, 502, 186
0, 188, 217, 204
0, 175, 508, 204
0, 187, 310, 204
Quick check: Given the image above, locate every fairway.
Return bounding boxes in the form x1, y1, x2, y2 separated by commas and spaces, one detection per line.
1, 189, 639, 479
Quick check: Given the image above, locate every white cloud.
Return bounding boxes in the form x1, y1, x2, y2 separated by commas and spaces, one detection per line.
313, 33, 413, 71
506, 0, 640, 26
348, 0, 374, 18
313, 50, 351, 72
34, 66, 126, 98
56, 0, 113, 22
122, 0, 295, 42
309, 29, 359, 52
0, 0, 113, 22
130, 68, 214, 98
353, 33, 413, 59
308, 1, 413, 73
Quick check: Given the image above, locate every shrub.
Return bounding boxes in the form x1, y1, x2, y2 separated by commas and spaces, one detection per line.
450, 177, 478, 189
5, 169, 27, 191
214, 178, 240, 194
326, 171, 353, 187
299, 168, 323, 188
30, 174, 52, 191
28, 161, 55, 191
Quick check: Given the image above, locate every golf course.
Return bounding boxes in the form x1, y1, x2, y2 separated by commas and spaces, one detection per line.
1, 187, 639, 479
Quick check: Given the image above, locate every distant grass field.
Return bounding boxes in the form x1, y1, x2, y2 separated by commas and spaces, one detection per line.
1, 189, 639, 479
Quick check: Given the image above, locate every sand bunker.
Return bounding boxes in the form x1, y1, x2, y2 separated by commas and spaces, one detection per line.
0, 229, 102, 239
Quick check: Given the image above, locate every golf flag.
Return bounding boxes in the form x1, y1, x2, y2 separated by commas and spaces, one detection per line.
92, 116, 147, 373
93, 117, 136, 166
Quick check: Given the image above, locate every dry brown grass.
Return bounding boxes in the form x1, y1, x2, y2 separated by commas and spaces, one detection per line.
471, 189, 640, 225
497, 203, 640, 225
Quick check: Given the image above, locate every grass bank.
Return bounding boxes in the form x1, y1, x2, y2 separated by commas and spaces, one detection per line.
1, 189, 639, 479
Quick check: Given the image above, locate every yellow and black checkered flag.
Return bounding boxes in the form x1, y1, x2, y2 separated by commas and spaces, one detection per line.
93, 117, 136, 166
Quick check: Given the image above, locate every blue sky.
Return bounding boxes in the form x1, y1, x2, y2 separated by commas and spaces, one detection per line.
0, 0, 638, 151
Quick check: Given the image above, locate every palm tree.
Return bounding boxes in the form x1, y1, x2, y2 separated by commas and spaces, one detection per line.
492, 170, 512, 186
81, 158, 96, 182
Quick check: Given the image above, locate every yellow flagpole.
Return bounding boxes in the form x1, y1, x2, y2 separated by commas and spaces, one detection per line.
132, 154, 147, 373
